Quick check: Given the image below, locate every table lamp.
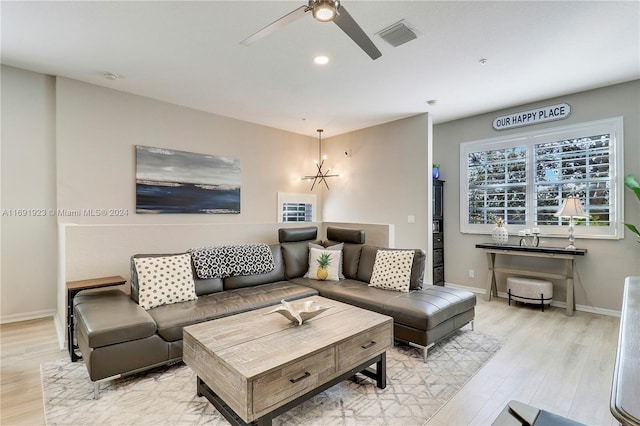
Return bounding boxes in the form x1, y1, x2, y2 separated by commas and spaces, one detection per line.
554, 196, 587, 249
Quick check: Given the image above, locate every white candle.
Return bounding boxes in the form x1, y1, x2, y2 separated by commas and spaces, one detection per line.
518, 230, 526, 236
532, 228, 541, 234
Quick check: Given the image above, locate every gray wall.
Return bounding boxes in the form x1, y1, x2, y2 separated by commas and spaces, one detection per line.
1, 66, 58, 322
2, 67, 319, 324
3, 62, 636, 324
55, 77, 316, 225
323, 114, 432, 252
1, 67, 427, 324
434, 80, 640, 313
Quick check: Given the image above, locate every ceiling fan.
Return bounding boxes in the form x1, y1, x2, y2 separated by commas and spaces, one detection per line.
240, 0, 382, 60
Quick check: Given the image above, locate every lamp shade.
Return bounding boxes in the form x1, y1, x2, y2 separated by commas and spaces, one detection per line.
554, 197, 588, 218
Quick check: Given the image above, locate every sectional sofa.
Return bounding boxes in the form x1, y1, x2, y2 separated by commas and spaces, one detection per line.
73, 226, 476, 397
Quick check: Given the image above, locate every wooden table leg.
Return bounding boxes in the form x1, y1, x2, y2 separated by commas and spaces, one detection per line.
485, 252, 497, 301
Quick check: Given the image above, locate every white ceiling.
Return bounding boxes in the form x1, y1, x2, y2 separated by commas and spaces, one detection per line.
2, 1, 639, 138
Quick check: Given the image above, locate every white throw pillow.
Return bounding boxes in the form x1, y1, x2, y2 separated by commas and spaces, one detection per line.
368, 250, 415, 293
305, 247, 341, 281
134, 253, 197, 310
308, 242, 345, 279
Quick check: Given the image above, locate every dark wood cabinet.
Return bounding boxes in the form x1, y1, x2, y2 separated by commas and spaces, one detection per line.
433, 180, 445, 286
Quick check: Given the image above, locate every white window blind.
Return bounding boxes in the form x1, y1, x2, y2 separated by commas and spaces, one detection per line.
467, 146, 527, 225
534, 134, 611, 227
277, 192, 316, 223
282, 202, 313, 222
460, 117, 624, 239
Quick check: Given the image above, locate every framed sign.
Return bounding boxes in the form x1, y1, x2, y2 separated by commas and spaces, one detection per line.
493, 103, 571, 130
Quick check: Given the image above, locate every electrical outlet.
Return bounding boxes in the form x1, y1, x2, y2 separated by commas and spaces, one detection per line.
469, 269, 475, 278
407, 215, 415, 224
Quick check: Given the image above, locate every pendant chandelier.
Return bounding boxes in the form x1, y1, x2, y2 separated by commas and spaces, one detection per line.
302, 129, 339, 190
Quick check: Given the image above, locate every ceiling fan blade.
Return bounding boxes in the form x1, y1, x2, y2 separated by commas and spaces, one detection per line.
333, 6, 381, 60
240, 5, 310, 46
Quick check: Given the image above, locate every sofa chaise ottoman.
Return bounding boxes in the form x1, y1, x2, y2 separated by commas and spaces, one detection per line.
283, 227, 476, 361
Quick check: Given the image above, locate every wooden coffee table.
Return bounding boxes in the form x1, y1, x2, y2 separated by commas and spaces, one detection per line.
183, 295, 393, 426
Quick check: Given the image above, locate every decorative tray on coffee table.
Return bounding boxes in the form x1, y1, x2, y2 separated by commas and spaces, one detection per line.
266, 299, 333, 326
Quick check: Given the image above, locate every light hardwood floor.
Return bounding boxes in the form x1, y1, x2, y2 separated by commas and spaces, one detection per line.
1, 318, 64, 425
0, 297, 620, 426
427, 297, 620, 426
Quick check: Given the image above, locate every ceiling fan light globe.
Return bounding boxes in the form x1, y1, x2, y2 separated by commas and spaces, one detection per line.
312, 0, 338, 22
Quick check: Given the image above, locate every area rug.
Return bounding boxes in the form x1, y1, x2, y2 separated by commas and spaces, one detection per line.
42, 329, 504, 426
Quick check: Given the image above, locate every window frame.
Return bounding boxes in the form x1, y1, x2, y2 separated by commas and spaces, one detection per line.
277, 192, 316, 223
459, 117, 625, 240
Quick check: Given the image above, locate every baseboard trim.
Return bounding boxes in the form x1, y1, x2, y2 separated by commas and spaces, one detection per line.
443, 282, 485, 295
53, 313, 66, 350
0, 309, 56, 325
445, 282, 621, 317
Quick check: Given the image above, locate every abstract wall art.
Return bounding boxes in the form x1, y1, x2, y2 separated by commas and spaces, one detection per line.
135, 145, 240, 214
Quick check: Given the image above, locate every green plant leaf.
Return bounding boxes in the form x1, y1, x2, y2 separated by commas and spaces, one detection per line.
624, 174, 640, 200
625, 223, 640, 240
624, 174, 640, 243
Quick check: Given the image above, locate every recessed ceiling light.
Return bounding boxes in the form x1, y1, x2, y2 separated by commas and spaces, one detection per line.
103, 72, 119, 80
314, 56, 329, 65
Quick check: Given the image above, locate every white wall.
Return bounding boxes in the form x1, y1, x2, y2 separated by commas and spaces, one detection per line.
55, 77, 317, 225
6, 63, 634, 324
0, 70, 326, 323
322, 114, 432, 252
1, 66, 58, 323
434, 80, 640, 313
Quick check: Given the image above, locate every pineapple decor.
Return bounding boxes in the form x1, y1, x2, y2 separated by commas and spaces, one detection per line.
316, 252, 332, 280
491, 217, 509, 245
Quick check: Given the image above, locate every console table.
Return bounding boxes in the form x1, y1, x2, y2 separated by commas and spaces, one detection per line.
66, 275, 126, 361
475, 243, 586, 316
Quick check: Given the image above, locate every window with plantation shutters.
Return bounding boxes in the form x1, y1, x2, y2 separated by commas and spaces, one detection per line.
282, 202, 313, 222
534, 134, 611, 227
277, 192, 316, 223
460, 117, 624, 239
467, 146, 527, 225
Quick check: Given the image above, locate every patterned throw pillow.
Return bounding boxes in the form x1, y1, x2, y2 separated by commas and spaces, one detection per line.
308, 242, 345, 279
134, 254, 197, 310
305, 247, 341, 281
368, 250, 415, 293
190, 246, 228, 279
226, 244, 275, 276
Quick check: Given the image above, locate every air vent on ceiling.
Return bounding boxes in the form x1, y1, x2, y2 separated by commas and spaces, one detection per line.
376, 20, 420, 47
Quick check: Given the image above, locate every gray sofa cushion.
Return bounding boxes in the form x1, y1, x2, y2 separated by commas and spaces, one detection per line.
146, 281, 317, 341
289, 278, 476, 332
194, 276, 224, 297
382, 286, 477, 330
325, 227, 365, 279
74, 289, 156, 348
326, 227, 365, 244
281, 240, 321, 279
278, 226, 318, 242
